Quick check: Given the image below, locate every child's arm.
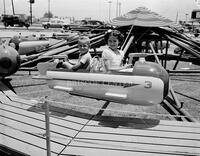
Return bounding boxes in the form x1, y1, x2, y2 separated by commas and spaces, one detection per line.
71, 53, 91, 71
109, 64, 132, 71
103, 58, 132, 72
71, 62, 84, 71
103, 59, 111, 72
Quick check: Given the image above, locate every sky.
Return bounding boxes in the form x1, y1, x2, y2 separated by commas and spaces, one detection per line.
1, 0, 200, 22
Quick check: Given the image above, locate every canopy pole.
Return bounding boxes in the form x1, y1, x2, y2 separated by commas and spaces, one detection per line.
123, 36, 134, 55
121, 25, 134, 50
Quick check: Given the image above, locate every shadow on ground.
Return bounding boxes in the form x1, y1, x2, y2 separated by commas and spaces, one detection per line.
28, 100, 160, 129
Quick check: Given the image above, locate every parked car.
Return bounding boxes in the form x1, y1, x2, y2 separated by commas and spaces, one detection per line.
174, 24, 184, 33
1, 14, 30, 28
42, 18, 70, 29
65, 20, 111, 32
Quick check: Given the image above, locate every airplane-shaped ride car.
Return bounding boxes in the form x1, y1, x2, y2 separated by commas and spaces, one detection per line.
36, 53, 169, 106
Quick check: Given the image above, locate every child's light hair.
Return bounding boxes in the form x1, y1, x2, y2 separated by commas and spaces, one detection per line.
78, 36, 90, 46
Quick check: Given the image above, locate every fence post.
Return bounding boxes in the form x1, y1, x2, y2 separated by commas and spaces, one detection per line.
42, 96, 51, 156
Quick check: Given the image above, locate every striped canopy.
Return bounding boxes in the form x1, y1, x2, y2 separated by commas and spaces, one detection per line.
109, 7, 175, 27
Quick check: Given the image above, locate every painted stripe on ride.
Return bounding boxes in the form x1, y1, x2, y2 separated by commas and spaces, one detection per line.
50, 78, 139, 88
105, 92, 127, 99
53, 85, 74, 92
46, 71, 161, 85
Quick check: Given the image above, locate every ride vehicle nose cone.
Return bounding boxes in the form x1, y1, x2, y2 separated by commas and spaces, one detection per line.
0, 57, 12, 69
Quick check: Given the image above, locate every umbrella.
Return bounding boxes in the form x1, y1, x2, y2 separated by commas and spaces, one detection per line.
109, 7, 175, 27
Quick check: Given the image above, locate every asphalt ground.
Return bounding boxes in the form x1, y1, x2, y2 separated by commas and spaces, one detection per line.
0, 23, 61, 38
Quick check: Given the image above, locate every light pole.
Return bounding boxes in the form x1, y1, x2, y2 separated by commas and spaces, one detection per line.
175, 12, 178, 23
11, 0, 15, 15
3, 0, 6, 15
116, 0, 118, 17
185, 13, 188, 23
30, 1, 32, 25
108, 1, 112, 20
118, 2, 121, 16
29, 0, 35, 25
48, 0, 50, 21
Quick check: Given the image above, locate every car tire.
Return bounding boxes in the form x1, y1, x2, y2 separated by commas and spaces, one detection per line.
44, 25, 47, 29
4, 22, 8, 27
44, 25, 49, 29
25, 23, 30, 29
19, 22, 24, 27
63, 25, 71, 30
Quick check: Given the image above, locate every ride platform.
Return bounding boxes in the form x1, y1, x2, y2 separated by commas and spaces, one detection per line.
0, 81, 200, 156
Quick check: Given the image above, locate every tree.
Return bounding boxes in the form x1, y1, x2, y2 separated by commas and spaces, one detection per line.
43, 12, 53, 18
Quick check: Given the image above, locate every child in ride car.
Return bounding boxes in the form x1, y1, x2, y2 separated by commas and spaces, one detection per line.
102, 30, 131, 72
55, 36, 92, 72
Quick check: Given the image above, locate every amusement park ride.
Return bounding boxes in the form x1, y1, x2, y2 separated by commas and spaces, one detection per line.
36, 53, 169, 106
0, 32, 200, 155
0, 7, 200, 120
0, 7, 200, 156
0, 41, 169, 106
1, 7, 200, 120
